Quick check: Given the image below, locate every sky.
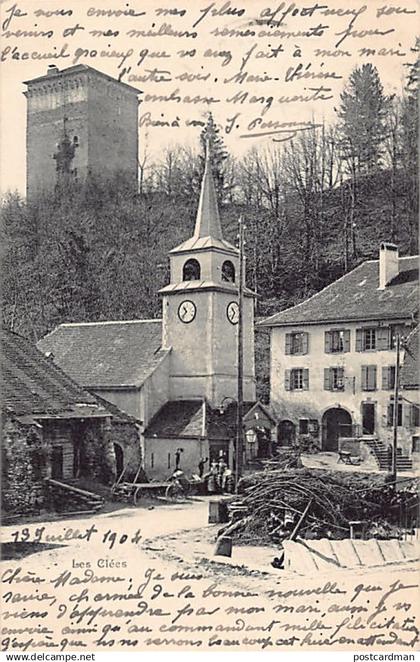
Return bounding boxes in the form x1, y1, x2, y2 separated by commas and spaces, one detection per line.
0, 0, 417, 195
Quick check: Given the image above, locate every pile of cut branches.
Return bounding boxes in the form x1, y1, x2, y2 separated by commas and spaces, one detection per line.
220, 468, 419, 545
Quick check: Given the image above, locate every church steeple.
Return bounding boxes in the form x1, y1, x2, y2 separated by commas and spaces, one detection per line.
160, 132, 255, 407
193, 139, 223, 241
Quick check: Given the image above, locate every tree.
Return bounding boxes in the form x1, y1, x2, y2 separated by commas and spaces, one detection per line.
337, 64, 389, 176
400, 39, 419, 252
198, 113, 234, 201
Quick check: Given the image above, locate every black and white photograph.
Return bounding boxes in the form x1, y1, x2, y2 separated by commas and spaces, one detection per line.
0, 0, 419, 656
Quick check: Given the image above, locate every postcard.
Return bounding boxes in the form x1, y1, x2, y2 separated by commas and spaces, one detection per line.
1, 0, 419, 655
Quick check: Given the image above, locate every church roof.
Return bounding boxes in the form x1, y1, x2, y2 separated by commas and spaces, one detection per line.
169, 235, 238, 255
170, 141, 238, 255
37, 320, 169, 389
144, 400, 276, 439
261, 255, 418, 327
194, 142, 223, 240
159, 280, 255, 296
2, 328, 109, 421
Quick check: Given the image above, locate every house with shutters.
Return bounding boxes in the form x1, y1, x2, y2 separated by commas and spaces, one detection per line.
260, 243, 419, 459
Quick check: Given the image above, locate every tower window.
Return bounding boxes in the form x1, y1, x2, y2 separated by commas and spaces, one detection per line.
183, 258, 201, 281
222, 260, 235, 283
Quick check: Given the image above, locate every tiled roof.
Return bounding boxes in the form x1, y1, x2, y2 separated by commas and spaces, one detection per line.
92, 392, 141, 424
261, 256, 418, 327
170, 235, 238, 255
401, 326, 419, 390
144, 400, 275, 439
145, 400, 205, 437
159, 280, 254, 297
2, 328, 108, 420
37, 320, 168, 388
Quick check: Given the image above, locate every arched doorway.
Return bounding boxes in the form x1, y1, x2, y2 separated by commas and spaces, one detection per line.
322, 408, 352, 451
278, 420, 296, 447
114, 443, 124, 477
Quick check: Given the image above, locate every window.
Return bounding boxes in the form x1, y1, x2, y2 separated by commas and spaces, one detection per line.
361, 365, 377, 391
299, 419, 318, 434
382, 366, 396, 390
221, 260, 235, 283
285, 332, 309, 356
285, 368, 309, 391
308, 419, 319, 433
299, 419, 308, 434
324, 367, 345, 391
387, 401, 403, 427
364, 328, 376, 350
292, 369, 304, 390
325, 329, 350, 353
150, 452, 154, 468
183, 258, 201, 281
356, 327, 390, 351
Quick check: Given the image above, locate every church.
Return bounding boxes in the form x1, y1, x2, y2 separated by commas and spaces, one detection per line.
38, 147, 276, 480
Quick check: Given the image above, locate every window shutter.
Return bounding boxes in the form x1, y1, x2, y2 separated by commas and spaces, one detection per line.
303, 368, 309, 390
361, 365, 368, 390
404, 404, 412, 429
344, 330, 350, 352
411, 405, 419, 427
356, 329, 363, 352
325, 331, 332, 353
367, 366, 377, 391
285, 369, 291, 391
324, 368, 331, 390
377, 327, 390, 351
302, 332, 309, 355
382, 367, 390, 390
285, 334, 292, 355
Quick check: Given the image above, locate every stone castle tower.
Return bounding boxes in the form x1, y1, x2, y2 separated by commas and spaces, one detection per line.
24, 64, 139, 199
160, 146, 256, 407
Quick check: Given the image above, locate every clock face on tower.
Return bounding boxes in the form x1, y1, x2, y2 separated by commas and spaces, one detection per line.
227, 301, 239, 325
178, 300, 196, 323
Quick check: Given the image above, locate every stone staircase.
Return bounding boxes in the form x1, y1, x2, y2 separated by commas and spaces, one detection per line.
45, 478, 104, 514
364, 438, 413, 472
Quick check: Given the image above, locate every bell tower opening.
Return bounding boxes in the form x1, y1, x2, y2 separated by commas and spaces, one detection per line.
222, 260, 235, 283
183, 258, 201, 281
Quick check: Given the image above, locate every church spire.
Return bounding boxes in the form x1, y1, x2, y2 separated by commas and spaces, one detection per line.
193, 138, 223, 240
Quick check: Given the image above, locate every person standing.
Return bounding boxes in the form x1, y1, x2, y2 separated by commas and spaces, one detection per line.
218, 455, 227, 492
198, 457, 208, 478
175, 447, 183, 470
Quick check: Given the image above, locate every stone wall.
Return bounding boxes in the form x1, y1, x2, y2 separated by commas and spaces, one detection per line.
2, 415, 121, 515
2, 416, 47, 515
111, 421, 142, 481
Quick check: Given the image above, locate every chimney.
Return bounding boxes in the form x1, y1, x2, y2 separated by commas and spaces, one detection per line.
47, 65, 59, 75
378, 242, 399, 289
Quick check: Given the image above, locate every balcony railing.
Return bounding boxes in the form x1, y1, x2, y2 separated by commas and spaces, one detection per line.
338, 423, 362, 439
